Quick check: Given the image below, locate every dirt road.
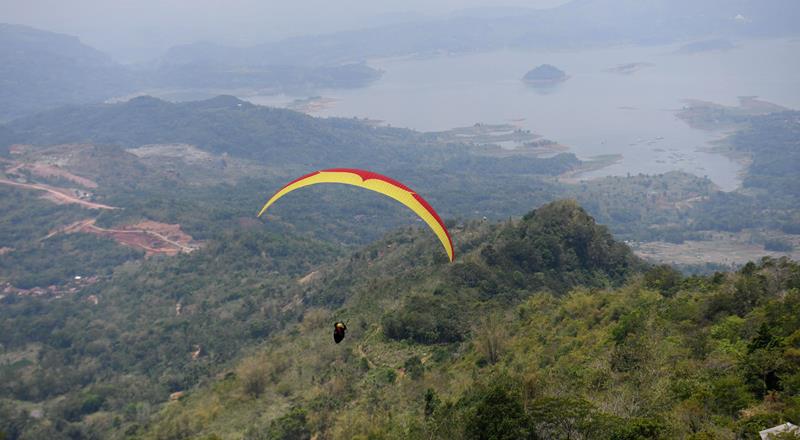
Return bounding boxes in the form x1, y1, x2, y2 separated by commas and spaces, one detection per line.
0, 178, 116, 210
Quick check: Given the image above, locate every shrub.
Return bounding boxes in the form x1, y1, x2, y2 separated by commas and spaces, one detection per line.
238, 355, 269, 398
404, 356, 424, 380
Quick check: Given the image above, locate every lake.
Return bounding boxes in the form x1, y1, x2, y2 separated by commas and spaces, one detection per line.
246, 39, 800, 191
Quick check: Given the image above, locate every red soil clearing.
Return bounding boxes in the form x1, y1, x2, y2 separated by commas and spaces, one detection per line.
56, 219, 198, 256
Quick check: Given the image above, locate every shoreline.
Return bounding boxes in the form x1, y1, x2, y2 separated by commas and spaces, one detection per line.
558, 154, 623, 184
695, 140, 752, 185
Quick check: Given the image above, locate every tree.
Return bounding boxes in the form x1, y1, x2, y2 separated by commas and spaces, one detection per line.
266, 407, 311, 440
238, 355, 269, 399
463, 381, 529, 440
643, 265, 683, 297
709, 376, 753, 417
607, 417, 667, 440
424, 389, 440, 418
528, 397, 598, 440
404, 356, 424, 380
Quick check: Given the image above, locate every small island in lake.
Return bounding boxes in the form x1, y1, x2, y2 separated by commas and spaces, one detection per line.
522, 64, 568, 85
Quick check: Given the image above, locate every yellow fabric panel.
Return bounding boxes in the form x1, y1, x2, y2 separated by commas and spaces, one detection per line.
258, 171, 454, 261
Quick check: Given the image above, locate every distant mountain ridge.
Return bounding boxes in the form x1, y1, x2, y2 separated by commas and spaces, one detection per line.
3, 0, 799, 119
0, 23, 135, 121
161, 0, 800, 66
0, 24, 382, 120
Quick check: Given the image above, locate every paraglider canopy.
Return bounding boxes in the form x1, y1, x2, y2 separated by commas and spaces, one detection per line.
258, 168, 454, 262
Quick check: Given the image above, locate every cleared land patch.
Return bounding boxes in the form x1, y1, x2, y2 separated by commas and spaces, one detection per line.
0, 178, 115, 209
6, 162, 98, 188
59, 219, 200, 256
633, 232, 800, 267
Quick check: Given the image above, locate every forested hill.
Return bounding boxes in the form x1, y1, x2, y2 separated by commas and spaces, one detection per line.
142, 204, 800, 439
731, 111, 800, 204
1, 200, 643, 439
302, 200, 644, 309
3, 95, 411, 165
0, 24, 135, 121
0, 24, 383, 121
684, 110, 800, 236
1, 95, 581, 174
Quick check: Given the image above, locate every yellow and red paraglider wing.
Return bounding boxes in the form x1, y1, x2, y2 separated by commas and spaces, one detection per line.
258, 168, 454, 262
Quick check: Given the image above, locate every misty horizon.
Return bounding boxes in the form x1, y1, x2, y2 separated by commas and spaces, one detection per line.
1, 0, 569, 62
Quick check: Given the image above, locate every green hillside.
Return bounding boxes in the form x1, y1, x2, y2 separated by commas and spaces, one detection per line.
4, 201, 799, 439
137, 206, 800, 440
0, 201, 638, 438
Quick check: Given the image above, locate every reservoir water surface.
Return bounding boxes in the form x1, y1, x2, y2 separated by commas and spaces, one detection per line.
248, 39, 800, 191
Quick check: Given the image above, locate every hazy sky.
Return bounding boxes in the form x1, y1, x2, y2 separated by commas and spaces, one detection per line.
1, 0, 569, 62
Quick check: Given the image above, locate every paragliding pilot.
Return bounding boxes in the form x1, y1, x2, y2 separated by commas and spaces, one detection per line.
333, 321, 347, 344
